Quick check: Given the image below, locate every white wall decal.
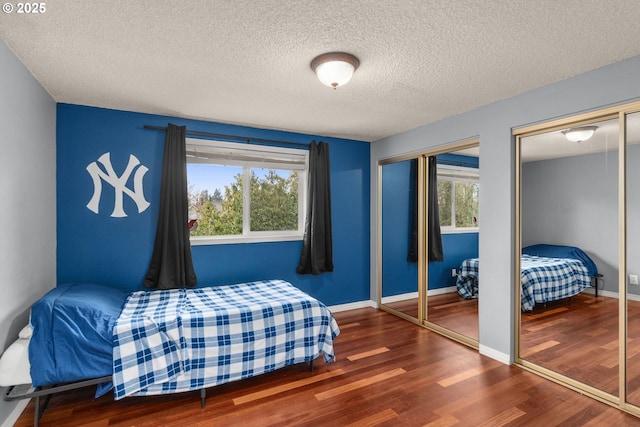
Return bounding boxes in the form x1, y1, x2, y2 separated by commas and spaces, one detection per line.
86, 152, 150, 217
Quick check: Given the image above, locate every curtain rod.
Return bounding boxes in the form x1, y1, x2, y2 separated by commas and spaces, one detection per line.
437, 159, 479, 168
144, 125, 311, 149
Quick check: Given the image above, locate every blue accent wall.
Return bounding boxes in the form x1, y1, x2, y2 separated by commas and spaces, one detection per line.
56, 104, 370, 306
381, 160, 417, 296
429, 233, 478, 289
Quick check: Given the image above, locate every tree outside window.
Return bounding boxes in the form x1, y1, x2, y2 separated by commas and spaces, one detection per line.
437, 165, 479, 231
186, 139, 307, 244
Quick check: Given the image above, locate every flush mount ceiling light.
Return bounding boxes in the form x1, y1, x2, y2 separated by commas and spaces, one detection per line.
562, 125, 598, 142
310, 52, 360, 89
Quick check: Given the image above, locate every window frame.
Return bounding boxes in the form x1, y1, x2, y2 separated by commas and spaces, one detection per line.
185, 138, 309, 245
437, 164, 479, 234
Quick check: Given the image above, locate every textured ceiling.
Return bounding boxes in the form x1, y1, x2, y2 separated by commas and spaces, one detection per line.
2, 1, 640, 142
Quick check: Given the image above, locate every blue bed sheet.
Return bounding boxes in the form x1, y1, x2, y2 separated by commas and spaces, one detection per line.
522, 244, 598, 276
29, 283, 128, 390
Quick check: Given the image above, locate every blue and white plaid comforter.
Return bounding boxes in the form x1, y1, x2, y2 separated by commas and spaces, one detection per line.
456, 255, 592, 311
456, 259, 479, 300
112, 279, 339, 399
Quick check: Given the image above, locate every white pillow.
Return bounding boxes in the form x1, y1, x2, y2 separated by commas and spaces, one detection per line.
18, 324, 32, 339
0, 338, 32, 387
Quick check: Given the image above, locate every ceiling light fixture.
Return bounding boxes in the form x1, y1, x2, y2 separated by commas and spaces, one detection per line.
562, 125, 598, 142
310, 52, 359, 89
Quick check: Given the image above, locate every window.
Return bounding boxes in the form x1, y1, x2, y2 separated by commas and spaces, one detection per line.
186, 139, 308, 245
437, 164, 479, 232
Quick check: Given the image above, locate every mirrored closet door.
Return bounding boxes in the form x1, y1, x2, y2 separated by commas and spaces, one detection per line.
626, 110, 640, 408
378, 139, 479, 347
425, 146, 479, 342
518, 116, 620, 396
380, 157, 421, 323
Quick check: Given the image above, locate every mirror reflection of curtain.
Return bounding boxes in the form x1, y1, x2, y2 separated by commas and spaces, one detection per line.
408, 159, 418, 262
427, 156, 443, 262
408, 157, 443, 263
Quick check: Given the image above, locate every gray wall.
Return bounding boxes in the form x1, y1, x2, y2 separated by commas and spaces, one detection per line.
522, 150, 620, 293
371, 54, 640, 362
0, 40, 56, 351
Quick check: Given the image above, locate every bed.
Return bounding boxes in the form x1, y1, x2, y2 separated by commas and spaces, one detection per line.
456, 244, 598, 311
1, 279, 339, 424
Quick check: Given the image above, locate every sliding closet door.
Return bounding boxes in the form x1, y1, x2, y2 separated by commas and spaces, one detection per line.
379, 157, 421, 323
378, 140, 479, 348
626, 111, 640, 407
519, 117, 620, 396
425, 147, 479, 342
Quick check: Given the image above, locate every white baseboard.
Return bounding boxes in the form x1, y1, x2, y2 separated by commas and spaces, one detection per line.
479, 345, 511, 365
379, 287, 457, 305
381, 292, 418, 305
428, 286, 457, 296
1, 398, 29, 427
583, 287, 640, 301
328, 300, 377, 313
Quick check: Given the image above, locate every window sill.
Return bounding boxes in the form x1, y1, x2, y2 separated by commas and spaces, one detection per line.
441, 228, 479, 235
190, 234, 303, 246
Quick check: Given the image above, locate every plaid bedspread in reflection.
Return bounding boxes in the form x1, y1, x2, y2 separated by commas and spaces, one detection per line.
456, 258, 479, 300
112, 279, 339, 399
519, 255, 591, 311
456, 255, 592, 311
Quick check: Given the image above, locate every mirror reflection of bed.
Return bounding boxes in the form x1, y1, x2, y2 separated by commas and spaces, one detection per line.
518, 117, 623, 396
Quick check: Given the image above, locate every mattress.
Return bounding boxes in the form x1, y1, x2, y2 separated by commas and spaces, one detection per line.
0, 335, 31, 387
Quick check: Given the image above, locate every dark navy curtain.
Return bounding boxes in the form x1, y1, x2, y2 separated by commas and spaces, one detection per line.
297, 141, 333, 275
408, 156, 443, 262
407, 159, 419, 262
427, 156, 444, 262
144, 123, 198, 289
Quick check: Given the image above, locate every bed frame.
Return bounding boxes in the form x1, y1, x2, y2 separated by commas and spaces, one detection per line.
3, 360, 315, 427
6, 280, 335, 426
4, 376, 111, 427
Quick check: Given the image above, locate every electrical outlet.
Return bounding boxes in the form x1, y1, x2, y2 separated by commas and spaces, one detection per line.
630, 274, 639, 285
451, 268, 457, 277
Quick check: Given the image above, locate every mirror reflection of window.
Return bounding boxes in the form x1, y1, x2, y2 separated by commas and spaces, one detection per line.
437, 165, 479, 230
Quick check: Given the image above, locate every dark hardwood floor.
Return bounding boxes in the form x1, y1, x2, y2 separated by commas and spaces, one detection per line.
428, 293, 478, 340
520, 292, 640, 403
14, 307, 640, 426
384, 293, 478, 340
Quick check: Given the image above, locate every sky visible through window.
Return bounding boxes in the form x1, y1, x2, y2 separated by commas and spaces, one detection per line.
187, 164, 287, 195
188, 163, 239, 194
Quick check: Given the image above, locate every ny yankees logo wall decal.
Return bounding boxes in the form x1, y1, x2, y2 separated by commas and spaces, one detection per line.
86, 153, 150, 217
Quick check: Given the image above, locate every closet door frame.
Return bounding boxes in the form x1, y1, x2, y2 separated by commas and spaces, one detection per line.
513, 100, 640, 416
378, 153, 424, 326
376, 138, 480, 350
